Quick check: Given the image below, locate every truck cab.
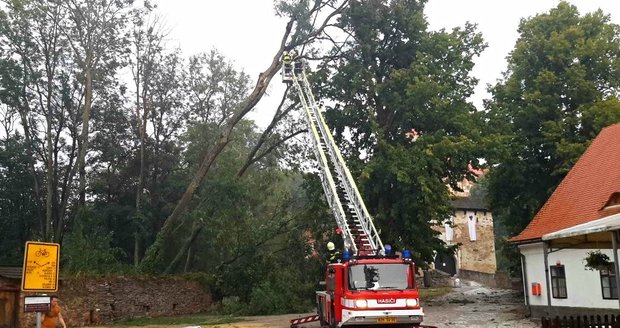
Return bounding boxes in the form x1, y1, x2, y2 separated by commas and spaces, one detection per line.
317, 254, 425, 327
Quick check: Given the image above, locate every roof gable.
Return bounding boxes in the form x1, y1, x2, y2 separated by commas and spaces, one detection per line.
512, 122, 620, 242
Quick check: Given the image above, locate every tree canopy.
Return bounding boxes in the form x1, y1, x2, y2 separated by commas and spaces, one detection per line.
314, 0, 486, 264
484, 2, 620, 273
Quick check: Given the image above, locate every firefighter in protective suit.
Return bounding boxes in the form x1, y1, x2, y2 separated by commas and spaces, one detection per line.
327, 241, 341, 264
282, 51, 292, 77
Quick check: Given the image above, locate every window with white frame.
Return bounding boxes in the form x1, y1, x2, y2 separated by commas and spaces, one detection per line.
600, 265, 618, 299
550, 265, 567, 298
444, 216, 454, 241
467, 212, 477, 241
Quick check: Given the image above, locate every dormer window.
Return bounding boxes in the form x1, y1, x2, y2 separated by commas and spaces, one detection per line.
601, 192, 620, 211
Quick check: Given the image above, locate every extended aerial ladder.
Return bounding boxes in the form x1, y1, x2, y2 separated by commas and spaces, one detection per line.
284, 56, 383, 256
284, 53, 432, 328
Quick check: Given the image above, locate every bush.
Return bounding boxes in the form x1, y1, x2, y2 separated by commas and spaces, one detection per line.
181, 272, 218, 292
246, 271, 315, 315
62, 208, 126, 274
220, 296, 246, 315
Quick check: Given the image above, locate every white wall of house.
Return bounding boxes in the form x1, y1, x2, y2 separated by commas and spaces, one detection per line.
519, 242, 620, 309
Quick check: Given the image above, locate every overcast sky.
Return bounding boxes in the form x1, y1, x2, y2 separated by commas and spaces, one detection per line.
154, 0, 620, 127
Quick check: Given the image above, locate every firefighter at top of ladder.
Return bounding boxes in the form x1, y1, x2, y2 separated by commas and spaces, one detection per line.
282, 50, 301, 83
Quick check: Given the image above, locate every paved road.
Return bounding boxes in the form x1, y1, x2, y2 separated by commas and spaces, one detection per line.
91, 281, 539, 328
420, 281, 538, 328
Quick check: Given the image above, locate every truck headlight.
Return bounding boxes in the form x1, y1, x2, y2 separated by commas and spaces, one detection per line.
406, 298, 418, 307
355, 299, 368, 308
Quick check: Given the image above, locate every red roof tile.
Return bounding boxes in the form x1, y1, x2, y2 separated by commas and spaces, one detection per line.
511, 122, 620, 243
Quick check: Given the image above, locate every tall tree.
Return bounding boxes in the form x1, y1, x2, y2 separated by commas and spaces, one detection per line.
315, 0, 486, 264
128, 5, 166, 266
61, 0, 132, 211
0, 0, 74, 241
483, 2, 620, 273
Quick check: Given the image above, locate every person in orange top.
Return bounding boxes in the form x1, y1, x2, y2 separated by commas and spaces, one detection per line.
42, 296, 67, 328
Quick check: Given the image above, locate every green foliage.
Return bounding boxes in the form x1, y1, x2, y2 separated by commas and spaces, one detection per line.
247, 272, 314, 315
584, 250, 612, 271
181, 272, 218, 292
316, 0, 486, 265
484, 2, 620, 273
62, 208, 127, 274
217, 296, 245, 315
0, 136, 37, 265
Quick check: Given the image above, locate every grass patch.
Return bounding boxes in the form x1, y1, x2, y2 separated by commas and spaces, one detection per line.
419, 286, 452, 299
112, 314, 242, 326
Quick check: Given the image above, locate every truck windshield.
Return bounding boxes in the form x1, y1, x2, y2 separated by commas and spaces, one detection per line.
348, 263, 411, 290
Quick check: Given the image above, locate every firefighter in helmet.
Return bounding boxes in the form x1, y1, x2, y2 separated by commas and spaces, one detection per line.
282, 51, 292, 77
327, 241, 341, 264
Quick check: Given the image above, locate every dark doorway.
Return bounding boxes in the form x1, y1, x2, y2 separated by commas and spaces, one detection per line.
434, 253, 457, 276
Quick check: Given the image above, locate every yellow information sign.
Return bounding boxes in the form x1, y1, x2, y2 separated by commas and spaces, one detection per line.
21, 241, 60, 292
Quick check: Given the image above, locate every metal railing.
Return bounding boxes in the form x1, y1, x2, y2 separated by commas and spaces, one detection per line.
541, 315, 620, 328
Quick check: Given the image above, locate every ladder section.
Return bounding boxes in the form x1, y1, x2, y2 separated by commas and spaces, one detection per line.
287, 60, 384, 256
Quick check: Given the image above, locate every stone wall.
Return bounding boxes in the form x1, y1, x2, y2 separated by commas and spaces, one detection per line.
421, 269, 452, 288
457, 269, 522, 290
20, 276, 212, 327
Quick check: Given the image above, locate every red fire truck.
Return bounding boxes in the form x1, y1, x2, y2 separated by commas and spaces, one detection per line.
284, 53, 434, 328
314, 255, 425, 327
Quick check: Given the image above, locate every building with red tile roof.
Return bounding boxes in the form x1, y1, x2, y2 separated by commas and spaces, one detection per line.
513, 122, 620, 318
512, 122, 620, 243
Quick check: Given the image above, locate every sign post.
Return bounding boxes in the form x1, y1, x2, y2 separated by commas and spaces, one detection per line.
22, 241, 61, 328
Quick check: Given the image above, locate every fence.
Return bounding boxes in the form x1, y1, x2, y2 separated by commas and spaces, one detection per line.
542, 315, 620, 328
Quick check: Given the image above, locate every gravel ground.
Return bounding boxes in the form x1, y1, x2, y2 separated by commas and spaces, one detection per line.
89, 280, 539, 328
420, 280, 539, 328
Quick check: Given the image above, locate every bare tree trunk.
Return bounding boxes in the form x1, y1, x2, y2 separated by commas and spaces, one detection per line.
77, 66, 92, 207
134, 91, 150, 265
134, 58, 143, 267
45, 86, 55, 241
164, 221, 203, 274
18, 105, 45, 237
184, 246, 193, 273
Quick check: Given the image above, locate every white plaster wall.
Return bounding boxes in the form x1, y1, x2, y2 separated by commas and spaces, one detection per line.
520, 243, 548, 306
519, 243, 620, 309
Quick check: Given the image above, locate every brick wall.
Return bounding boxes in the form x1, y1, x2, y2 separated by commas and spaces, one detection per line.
20, 276, 212, 327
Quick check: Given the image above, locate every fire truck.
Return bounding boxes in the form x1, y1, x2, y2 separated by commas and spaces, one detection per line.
283, 52, 434, 328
